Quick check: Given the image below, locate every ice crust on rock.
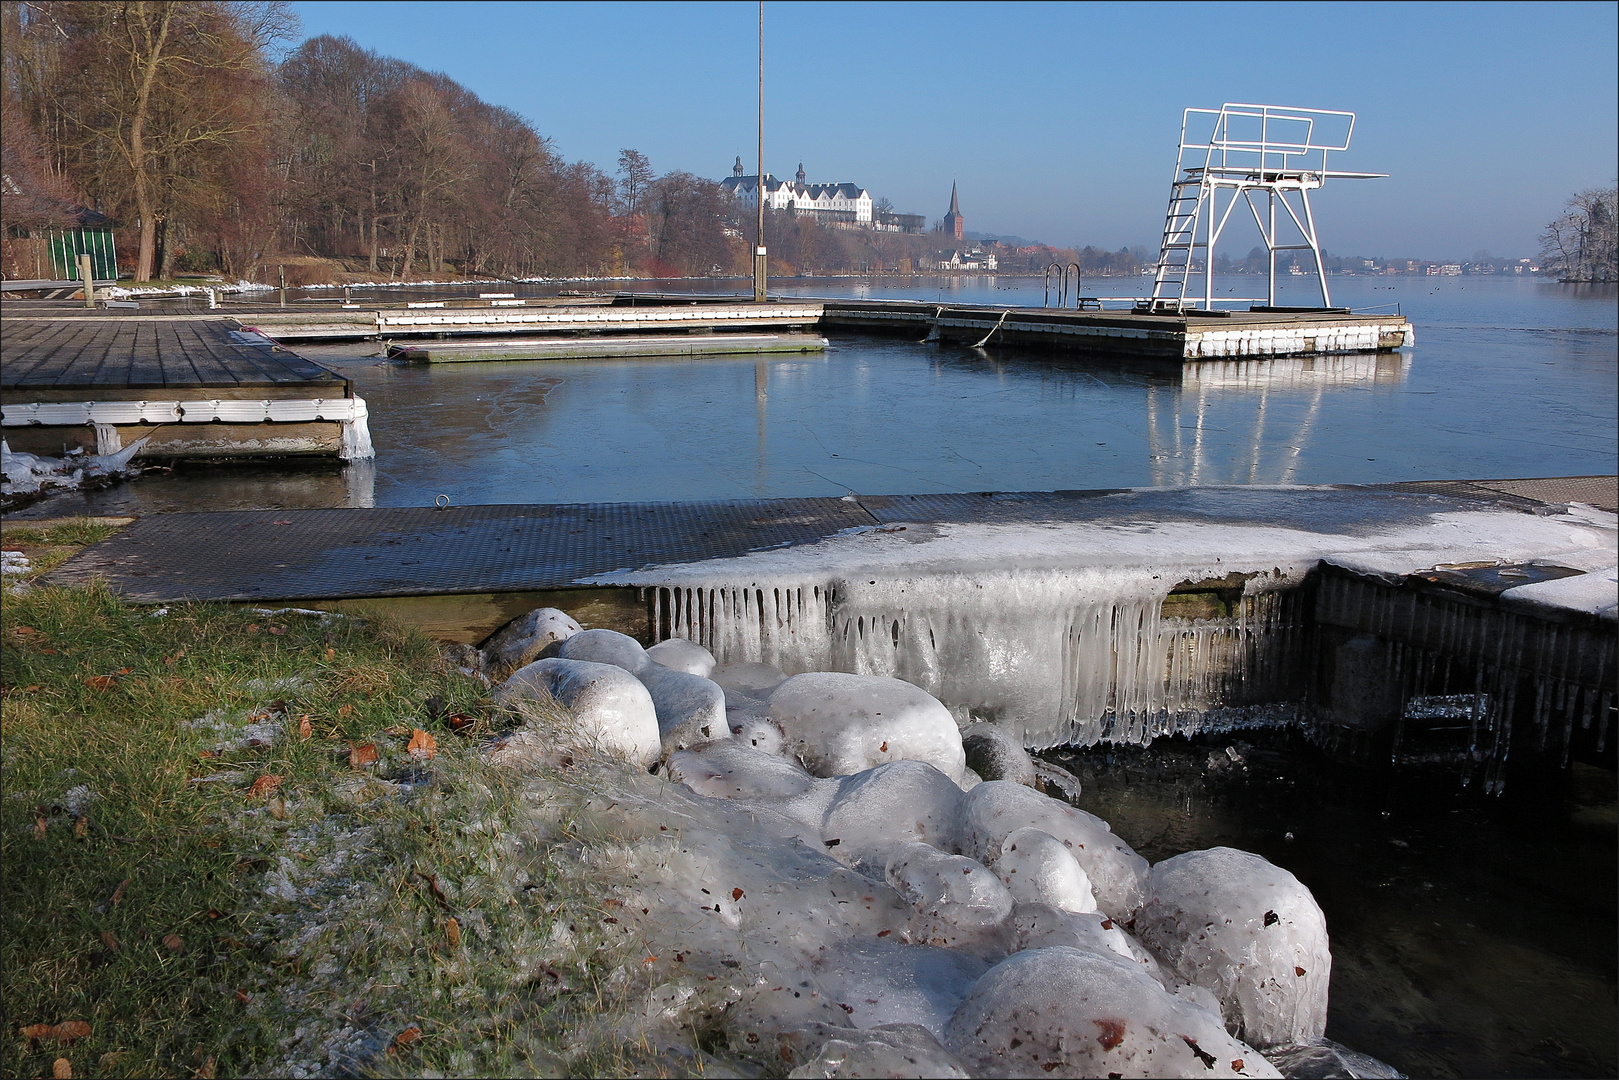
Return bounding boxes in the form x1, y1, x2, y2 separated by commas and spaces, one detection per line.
958, 780, 1148, 919
481, 607, 580, 676
787, 1021, 973, 1079
1135, 846, 1332, 1049
885, 842, 1014, 957
556, 627, 651, 673
944, 946, 1281, 1079
637, 662, 729, 753
821, 760, 965, 870
769, 671, 967, 782
712, 659, 789, 698
809, 940, 988, 1038
496, 657, 660, 764
645, 636, 717, 676
993, 827, 1098, 913
961, 722, 1037, 786
497, 605, 1365, 1077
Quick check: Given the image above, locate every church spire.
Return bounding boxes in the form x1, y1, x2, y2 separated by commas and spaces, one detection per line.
943, 181, 964, 240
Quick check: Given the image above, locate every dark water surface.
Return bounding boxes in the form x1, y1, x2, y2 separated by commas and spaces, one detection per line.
16, 274, 1615, 516
1050, 735, 1618, 1079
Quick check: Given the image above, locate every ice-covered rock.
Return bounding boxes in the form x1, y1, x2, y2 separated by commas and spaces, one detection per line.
1032, 759, 1083, 805
884, 842, 1014, 956
961, 722, 1037, 786
1135, 847, 1332, 1049
1, 437, 148, 506
945, 946, 1281, 1078
556, 627, 651, 673
496, 657, 660, 764
1010, 902, 1168, 986
1263, 1037, 1405, 1079
809, 940, 988, 1039
957, 780, 1148, 919
712, 660, 789, 699
664, 741, 822, 803
645, 636, 716, 676
787, 1021, 973, 1079
728, 711, 787, 754
481, 607, 580, 676
992, 827, 1098, 913
821, 760, 965, 869
769, 672, 967, 782
637, 663, 729, 753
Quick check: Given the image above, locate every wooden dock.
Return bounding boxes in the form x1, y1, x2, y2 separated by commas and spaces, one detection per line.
0, 317, 372, 460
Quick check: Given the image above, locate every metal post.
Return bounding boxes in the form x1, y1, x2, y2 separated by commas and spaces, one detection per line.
752, 0, 767, 303
278, 265, 287, 308
78, 253, 95, 308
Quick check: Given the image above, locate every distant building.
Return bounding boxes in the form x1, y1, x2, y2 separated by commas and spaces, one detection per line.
927, 247, 998, 272
721, 159, 873, 224
942, 181, 964, 240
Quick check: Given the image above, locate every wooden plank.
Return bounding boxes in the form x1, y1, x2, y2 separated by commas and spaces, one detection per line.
172, 322, 232, 387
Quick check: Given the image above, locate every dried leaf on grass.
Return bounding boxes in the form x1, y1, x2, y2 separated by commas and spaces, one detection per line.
83, 676, 117, 691
445, 916, 461, 948
195, 1056, 217, 1079
338, 704, 354, 719
389, 1026, 422, 1053
407, 728, 437, 760
348, 743, 378, 769
163, 933, 184, 952
245, 775, 284, 800
101, 931, 119, 952
53, 1058, 72, 1079
109, 879, 130, 907
34, 812, 47, 839
74, 815, 87, 838
297, 714, 312, 740
415, 871, 452, 911
19, 1021, 91, 1043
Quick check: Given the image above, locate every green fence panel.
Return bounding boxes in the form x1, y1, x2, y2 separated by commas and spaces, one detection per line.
47, 229, 118, 280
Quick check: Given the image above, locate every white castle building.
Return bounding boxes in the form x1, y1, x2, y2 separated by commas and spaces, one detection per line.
720, 159, 874, 224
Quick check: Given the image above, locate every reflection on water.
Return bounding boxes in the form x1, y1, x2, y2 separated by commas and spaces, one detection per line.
8, 275, 1614, 518
1050, 733, 1618, 1079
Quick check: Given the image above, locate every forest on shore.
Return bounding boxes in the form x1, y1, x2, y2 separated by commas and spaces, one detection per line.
0, 1, 1150, 285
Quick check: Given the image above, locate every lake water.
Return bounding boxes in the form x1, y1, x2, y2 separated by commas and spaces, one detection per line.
15, 273, 1614, 516
9, 273, 1616, 1078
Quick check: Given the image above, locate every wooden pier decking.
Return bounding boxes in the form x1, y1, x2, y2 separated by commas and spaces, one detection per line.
1, 317, 370, 460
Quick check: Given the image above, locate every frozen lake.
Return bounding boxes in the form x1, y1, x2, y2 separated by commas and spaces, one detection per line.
16, 274, 1615, 516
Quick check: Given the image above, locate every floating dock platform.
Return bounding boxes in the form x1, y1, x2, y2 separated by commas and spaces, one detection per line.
0, 316, 371, 461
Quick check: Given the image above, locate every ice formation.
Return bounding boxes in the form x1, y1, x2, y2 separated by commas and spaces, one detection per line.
481, 606, 580, 676
1, 437, 148, 506
1135, 847, 1332, 1049
605, 500, 1614, 750
484, 608, 1365, 1077
496, 657, 660, 764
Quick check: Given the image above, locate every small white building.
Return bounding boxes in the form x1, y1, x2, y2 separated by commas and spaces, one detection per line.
721, 160, 874, 224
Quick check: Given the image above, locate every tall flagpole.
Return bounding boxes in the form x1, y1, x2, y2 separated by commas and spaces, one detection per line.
753, 0, 767, 302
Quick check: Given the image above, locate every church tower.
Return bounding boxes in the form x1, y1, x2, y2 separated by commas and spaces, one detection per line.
942, 181, 964, 240
796, 162, 807, 186
733, 155, 744, 177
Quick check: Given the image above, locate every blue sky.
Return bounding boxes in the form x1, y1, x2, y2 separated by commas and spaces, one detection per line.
289, 1, 1617, 260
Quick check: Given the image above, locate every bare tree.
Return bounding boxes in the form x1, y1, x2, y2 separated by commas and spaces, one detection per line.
616, 148, 652, 218
1540, 187, 1618, 282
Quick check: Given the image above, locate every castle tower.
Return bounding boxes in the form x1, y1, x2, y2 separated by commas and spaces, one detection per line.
942, 181, 964, 240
